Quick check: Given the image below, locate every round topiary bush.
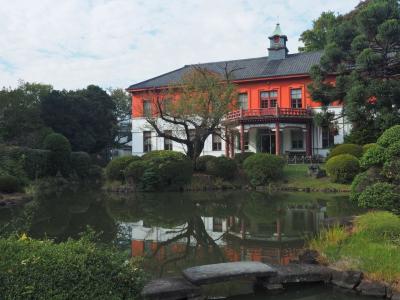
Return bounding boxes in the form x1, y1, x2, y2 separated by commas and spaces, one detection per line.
377, 125, 400, 148
385, 141, 400, 161
328, 143, 363, 159
195, 155, 216, 172
0, 175, 21, 193
382, 159, 400, 182
350, 169, 381, 203
105, 156, 140, 181
70, 152, 91, 178
360, 144, 386, 169
233, 152, 255, 167
362, 143, 376, 154
205, 157, 237, 180
125, 160, 149, 184
43, 133, 72, 176
243, 153, 285, 186
358, 182, 400, 212
325, 154, 360, 183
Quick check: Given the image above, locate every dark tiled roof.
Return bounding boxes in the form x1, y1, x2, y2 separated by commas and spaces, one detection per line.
128, 51, 323, 90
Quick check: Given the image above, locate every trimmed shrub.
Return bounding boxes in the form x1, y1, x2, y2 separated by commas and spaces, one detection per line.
0, 237, 146, 299
142, 150, 188, 161
70, 152, 91, 178
87, 165, 104, 181
362, 143, 376, 154
360, 144, 386, 169
105, 156, 140, 181
23, 148, 50, 179
0, 175, 21, 193
234, 152, 255, 167
0, 146, 28, 183
377, 125, 400, 148
350, 167, 384, 202
125, 160, 149, 183
358, 182, 400, 213
205, 157, 237, 180
43, 133, 72, 176
195, 155, 216, 172
385, 141, 400, 161
382, 159, 400, 182
243, 153, 285, 186
328, 143, 363, 159
326, 154, 360, 183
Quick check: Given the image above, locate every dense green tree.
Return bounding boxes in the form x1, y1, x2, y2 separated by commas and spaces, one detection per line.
108, 88, 132, 148
0, 81, 53, 147
305, 0, 400, 144
41, 85, 117, 154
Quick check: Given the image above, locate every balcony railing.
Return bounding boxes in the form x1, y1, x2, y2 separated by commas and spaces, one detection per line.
226, 107, 312, 121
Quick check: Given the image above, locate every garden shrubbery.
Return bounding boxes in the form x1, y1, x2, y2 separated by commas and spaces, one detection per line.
105, 156, 140, 181
43, 133, 72, 176
328, 143, 363, 159
359, 144, 385, 169
233, 152, 255, 167
205, 156, 237, 180
377, 125, 400, 148
358, 182, 400, 213
243, 153, 285, 186
195, 155, 216, 172
0, 236, 146, 299
70, 151, 92, 179
0, 175, 21, 193
362, 143, 376, 154
326, 154, 360, 183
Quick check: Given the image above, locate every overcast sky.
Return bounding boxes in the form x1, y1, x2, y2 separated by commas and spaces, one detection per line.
0, 0, 360, 90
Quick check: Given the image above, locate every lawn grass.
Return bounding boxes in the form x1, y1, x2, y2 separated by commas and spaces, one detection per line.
280, 164, 351, 191
309, 211, 400, 285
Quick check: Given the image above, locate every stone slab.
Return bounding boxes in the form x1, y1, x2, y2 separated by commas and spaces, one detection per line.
268, 263, 332, 284
356, 279, 387, 297
142, 277, 201, 300
331, 269, 363, 289
182, 262, 277, 285
392, 293, 400, 300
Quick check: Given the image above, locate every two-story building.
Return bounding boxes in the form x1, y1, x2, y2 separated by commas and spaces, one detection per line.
127, 24, 350, 158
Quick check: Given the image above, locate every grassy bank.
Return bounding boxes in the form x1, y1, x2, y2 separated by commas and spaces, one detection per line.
310, 211, 400, 287
280, 164, 351, 191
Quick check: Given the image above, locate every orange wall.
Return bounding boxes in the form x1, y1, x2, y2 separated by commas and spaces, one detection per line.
130, 75, 339, 118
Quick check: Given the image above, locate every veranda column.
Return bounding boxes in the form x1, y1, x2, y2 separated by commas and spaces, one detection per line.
306, 122, 312, 156
230, 132, 235, 158
240, 124, 245, 154
225, 127, 230, 157
275, 122, 281, 155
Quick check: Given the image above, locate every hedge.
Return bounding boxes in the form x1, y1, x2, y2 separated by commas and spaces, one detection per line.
358, 182, 400, 213
360, 144, 386, 169
195, 155, 216, 172
243, 153, 285, 186
377, 125, 400, 148
205, 157, 237, 180
70, 152, 92, 179
0, 237, 147, 299
382, 159, 400, 182
43, 133, 72, 176
125, 160, 149, 183
326, 154, 360, 183
0, 175, 21, 193
233, 152, 255, 167
105, 156, 140, 181
362, 143, 376, 154
385, 141, 400, 161
328, 143, 363, 159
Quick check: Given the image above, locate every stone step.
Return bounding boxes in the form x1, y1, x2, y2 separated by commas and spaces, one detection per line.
267, 263, 332, 284
141, 277, 202, 300
182, 261, 277, 285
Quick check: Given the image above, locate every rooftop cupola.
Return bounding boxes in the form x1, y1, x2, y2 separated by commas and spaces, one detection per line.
268, 23, 288, 60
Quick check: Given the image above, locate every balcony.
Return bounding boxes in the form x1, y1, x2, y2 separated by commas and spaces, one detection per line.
225, 107, 312, 122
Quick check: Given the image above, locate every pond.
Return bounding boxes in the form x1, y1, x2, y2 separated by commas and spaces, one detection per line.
0, 187, 366, 299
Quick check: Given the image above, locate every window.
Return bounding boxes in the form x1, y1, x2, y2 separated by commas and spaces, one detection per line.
238, 93, 248, 109
260, 91, 278, 108
143, 131, 152, 152
237, 132, 249, 151
322, 127, 335, 148
212, 131, 222, 151
290, 89, 302, 108
291, 129, 304, 149
164, 130, 173, 150
143, 100, 152, 116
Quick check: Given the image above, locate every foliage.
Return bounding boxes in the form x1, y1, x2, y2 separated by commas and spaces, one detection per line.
362, 143, 376, 153
109, 88, 132, 148
328, 143, 363, 159
195, 155, 216, 172
350, 168, 384, 202
356, 211, 400, 243
358, 182, 400, 213
233, 152, 255, 167
0, 236, 147, 299
326, 154, 360, 183
306, 0, 400, 144
377, 125, 400, 148
43, 133, 72, 177
23, 148, 50, 179
205, 156, 237, 180
41, 85, 117, 155
125, 160, 149, 183
360, 144, 386, 169
243, 153, 285, 186
0, 175, 21, 193
382, 159, 400, 182
105, 156, 139, 182
145, 67, 238, 161
385, 141, 400, 161
0, 146, 28, 184
70, 152, 92, 179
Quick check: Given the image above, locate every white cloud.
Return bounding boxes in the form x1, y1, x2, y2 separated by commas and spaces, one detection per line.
0, 0, 360, 90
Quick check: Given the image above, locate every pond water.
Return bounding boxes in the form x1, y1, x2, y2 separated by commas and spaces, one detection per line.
0, 186, 366, 299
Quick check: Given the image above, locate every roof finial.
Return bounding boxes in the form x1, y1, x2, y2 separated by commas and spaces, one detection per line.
272, 23, 283, 36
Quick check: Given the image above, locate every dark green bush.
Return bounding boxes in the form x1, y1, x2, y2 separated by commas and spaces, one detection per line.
125, 160, 149, 183
328, 143, 363, 159
70, 152, 91, 178
205, 157, 237, 180
377, 125, 400, 148
234, 152, 255, 167
87, 165, 104, 181
350, 167, 384, 202
326, 154, 360, 183
105, 156, 140, 181
23, 148, 50, 179
142, 150, 188, 161
0, 237, 146, 299
360, 144, 386, 169
385, 141, 400, 161
382, 159, 400, 182
0, 175, 21, 193
195, 155, 216, 172
243, 153, 285, 186
358, 182, 400, 213
362, 143, 376, 154
0, 146, 28, 183
43, 133, 72, 176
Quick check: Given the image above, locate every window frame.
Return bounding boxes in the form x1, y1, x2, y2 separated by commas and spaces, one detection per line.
143, 100, 152, 117
322, 126, 335, 149
290, 88, 303, 109
291, 129, 304, 150
260, 90, 278, 109
237, 93, 248, 110
212, 131, 222, 151
163, 130, 173, 151
143, 131, 152, 152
